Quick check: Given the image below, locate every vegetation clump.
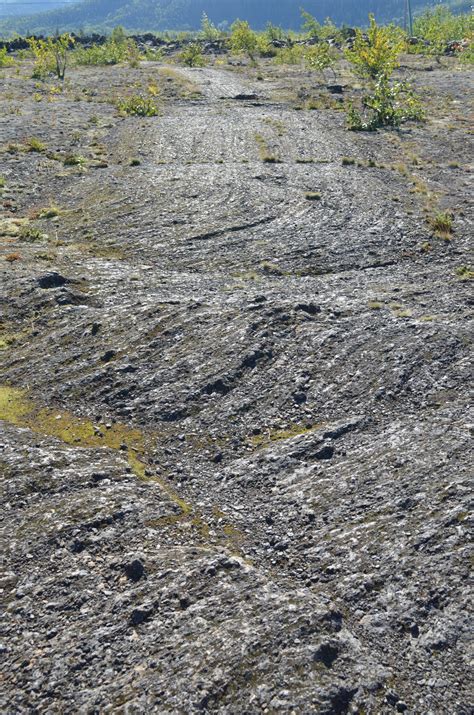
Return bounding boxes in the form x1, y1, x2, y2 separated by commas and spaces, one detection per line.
116, 94, 159, 116
179, 43, 207, 67
26, 136, 47, 152
18, 225, 45, 242
28, 34, 74, 80
347, 76, 425, 131
456, 266, 473, 281
301, 10, 340, 42
63, 153, 86, 166
74, 28, 141, 67
430, 211, 454, 238
38, 205, 61, 219
345, 15, 424, 131
345, 15, 404, 80
412, 7, 474, 57
0, 47, 14, 67
305, 43, 337, 80
200, 12, 221, 41
230, 20, 259, 62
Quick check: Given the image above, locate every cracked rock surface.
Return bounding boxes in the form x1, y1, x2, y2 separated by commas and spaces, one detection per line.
1, 55, 472, 713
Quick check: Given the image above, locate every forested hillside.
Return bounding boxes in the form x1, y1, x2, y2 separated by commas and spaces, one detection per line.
0, 0, 471, 35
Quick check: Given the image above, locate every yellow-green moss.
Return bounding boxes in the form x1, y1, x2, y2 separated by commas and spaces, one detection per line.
0, 386, 144, 451
1, 385, 246, 551
127, 452, 192, 515
393, 308, 413, 319
0, 334, 19, 350
0, 387, 34, 423
250, 422, 323, 447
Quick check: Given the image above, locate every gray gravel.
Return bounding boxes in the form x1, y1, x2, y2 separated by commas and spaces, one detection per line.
1, 56, 473, 713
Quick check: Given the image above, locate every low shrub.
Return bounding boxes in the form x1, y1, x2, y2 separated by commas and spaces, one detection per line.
28, 34, 74, 80
275, 45, 304, 65
346, 77, 425, 131
200, 12, 221, 41
74, 35, 141, 67
0, 47, 14, 67
18, 225, 44, 242
230, 20, 258, 62
179, 43, 207, 67
430, 211, 454, 237
116, 95, 159, 117
413, 7, 473, 55
38, 205, 60, 219
26, 136, 47, 152
305, 43, 337, 79
63, 154, 86, 166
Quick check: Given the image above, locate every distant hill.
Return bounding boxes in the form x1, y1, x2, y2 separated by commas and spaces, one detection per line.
0, 0, 471, 36
0, 0, 71, 18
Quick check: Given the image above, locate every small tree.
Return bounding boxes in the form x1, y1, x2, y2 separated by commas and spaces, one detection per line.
345, 15, 424, 131
305, 43, 337, 81
0, 47, 15, 67
265, 22, 284, 42
201, 13, 220, 41
301, 9, 322, 39
126, 40, 141, 68
28, 34, 74, 80
345, 15, 403, 80
179, 43, 207, 68
230, 20, 258, 63
347, 77, 425, 131
110, 25, 128, 46
413, 7, 474, 55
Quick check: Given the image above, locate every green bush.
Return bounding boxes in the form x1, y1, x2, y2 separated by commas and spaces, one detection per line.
305, 43, 337, 78
116, 95, 159, 117
255, 33, 277, 57
142, 46, 164, 61
74, 30, 141, 66
26, 136, 47, 152
110, 25, 127, 45
413, 8, 473, 54
275, 44, 304, 65
345, 15, 404, 80
430, 211, 454, 237
345, 15, 423, 132
179, 43, 207, 67
347, 77, 425, 131
28, 34, 74, 80
301, 10, 340, 42
265, 22, 285, 42
0, 47, 14, 67
230, 20, 258, 62
64, 154, 86, 166
458, 44, 474, 65
200, 13, 221, 41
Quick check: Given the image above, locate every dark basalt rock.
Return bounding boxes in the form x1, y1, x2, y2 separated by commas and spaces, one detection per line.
124, 559, 145, 582
37, 272, 69, 289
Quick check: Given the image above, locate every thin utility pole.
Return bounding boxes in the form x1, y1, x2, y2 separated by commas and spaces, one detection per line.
407, 0, 413, 36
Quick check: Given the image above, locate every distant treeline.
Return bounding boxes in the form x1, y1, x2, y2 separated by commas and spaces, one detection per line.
0, 0, 472, 36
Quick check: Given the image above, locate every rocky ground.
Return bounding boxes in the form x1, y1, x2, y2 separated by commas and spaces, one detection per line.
0, 52, 473, 714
